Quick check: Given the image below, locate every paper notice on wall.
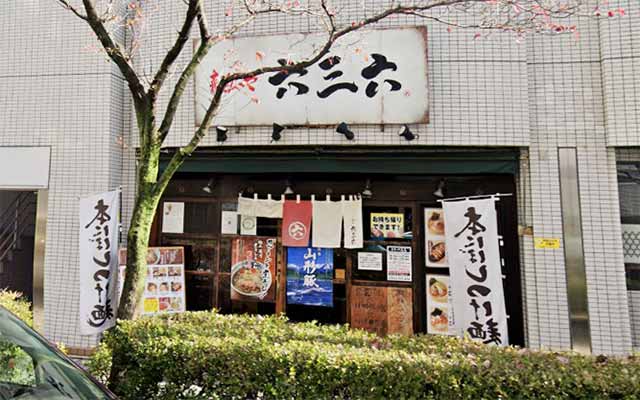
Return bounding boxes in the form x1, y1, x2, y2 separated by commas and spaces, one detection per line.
370, 213, 404, 239
386, 246, 412, 282
443, 198, 508, 346
426, 274, 455, 335
162, 202, 184, 233
221, 211, 238, 234
240, 215, 257, 236
357, 252, 383, 271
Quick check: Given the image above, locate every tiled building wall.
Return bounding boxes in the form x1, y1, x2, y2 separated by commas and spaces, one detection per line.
600, 0, 640, 146
1, 1, 637, 353
0, 1, 127, 348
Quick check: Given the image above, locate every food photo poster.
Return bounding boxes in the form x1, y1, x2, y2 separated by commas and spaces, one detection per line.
426, 274, 455, 335
424, 208, 448, 267
118, 247, 186, 315
230, 237, 277, 302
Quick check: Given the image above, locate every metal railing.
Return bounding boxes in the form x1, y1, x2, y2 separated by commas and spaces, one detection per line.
0, 192, 36, 263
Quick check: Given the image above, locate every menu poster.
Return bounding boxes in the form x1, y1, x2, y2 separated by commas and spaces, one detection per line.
424, 208, 447, 267
357, 252, 383, 271
426, 274, 455, 335
387, 246, 412, 282
162, 202, 184, 233
370, 213, 404, 239
221, 211, 239, 234
118, 247, 186, 315
286, 247, 333, 307
230, 237, 277, 302
387, 287, 413, 336
350, 285, 388, 336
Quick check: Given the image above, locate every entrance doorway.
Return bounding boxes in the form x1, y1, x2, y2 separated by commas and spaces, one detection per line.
0, 191, 37, 300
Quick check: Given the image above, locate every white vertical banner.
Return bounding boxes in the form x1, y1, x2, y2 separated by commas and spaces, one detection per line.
79, 190, 119, 335
443, 197, 508, 346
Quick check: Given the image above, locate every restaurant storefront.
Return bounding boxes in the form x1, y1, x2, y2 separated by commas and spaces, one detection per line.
147, 148, 525, 346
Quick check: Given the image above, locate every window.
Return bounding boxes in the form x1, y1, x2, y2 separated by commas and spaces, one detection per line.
618, 163, 640, 290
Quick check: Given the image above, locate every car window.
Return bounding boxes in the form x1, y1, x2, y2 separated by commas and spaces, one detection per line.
0, 307, 113, 399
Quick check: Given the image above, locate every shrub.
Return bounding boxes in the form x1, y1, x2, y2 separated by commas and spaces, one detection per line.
0, 290, 35, 386
0, 290, 32, 326
89, 311, 640, 400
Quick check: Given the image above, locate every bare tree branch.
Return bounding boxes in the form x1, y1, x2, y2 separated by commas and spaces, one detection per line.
149, 0, 201, 100
55, 0, 88, 21
157, 11, 257, 143
80, 0, 146, 101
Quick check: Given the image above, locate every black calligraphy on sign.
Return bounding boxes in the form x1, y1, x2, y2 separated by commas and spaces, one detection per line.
266, 53, 403, 100
456, 206, 502, 346
85, 198, 115, 328
268, 59, 310, 99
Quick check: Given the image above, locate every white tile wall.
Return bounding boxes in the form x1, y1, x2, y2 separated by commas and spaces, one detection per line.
1, 0, 637, 354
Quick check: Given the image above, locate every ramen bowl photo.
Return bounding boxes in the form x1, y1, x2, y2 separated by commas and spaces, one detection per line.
231, 260, 272, 298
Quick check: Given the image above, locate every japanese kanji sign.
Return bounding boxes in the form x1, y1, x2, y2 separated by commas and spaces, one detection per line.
443, 198, 508, 346
195, 27, 428, 126
286, 247, 333, 307
79, 190, 119, 335
230, 237, 277, 302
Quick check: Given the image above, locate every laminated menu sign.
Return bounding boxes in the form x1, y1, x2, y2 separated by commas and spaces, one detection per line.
387, 246, 412, 282
350, 285, 414, 336
230, 237, 277, 302
370, 213, 404, 239
286, 247, 333, 307
426, 274, 455, 335
117, 247, 186, 315
443, 198, 508, 346
424, 208, 448, 267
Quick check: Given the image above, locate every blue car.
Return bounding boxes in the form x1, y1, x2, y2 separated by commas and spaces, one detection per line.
0, 306, 116, 399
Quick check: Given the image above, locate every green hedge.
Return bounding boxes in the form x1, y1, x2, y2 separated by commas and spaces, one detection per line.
89, 311, 640, 400
0, 290, 35, 386
0, 290, 32, 326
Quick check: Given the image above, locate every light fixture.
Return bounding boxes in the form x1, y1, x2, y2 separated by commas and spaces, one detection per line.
336, 122, 355, 140
216, 126, 228, 142
272, 123, 285, 141
202, 178, 215, 194
283, 179, 294, 195
361, 179, 373, 199
433, 179, 446, 199
398, 125, 417, 141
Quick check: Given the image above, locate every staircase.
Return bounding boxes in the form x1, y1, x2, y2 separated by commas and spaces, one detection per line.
0, 191, 36, 299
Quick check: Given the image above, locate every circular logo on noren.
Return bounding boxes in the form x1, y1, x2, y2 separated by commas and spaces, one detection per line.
288, 221, 307, 240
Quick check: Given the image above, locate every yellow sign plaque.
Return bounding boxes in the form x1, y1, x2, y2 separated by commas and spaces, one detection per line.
534, 238, 561, 249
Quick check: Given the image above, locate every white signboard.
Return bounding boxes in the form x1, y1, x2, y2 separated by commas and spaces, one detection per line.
443, 198, 509, 346
357, 252, 383, 271
0, 146, 50, 189
79, 190, 119, 335
195, 27, 428, 126
387, 246, 412, 282
426, 274, 455, 335
162, 202, 184, 233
